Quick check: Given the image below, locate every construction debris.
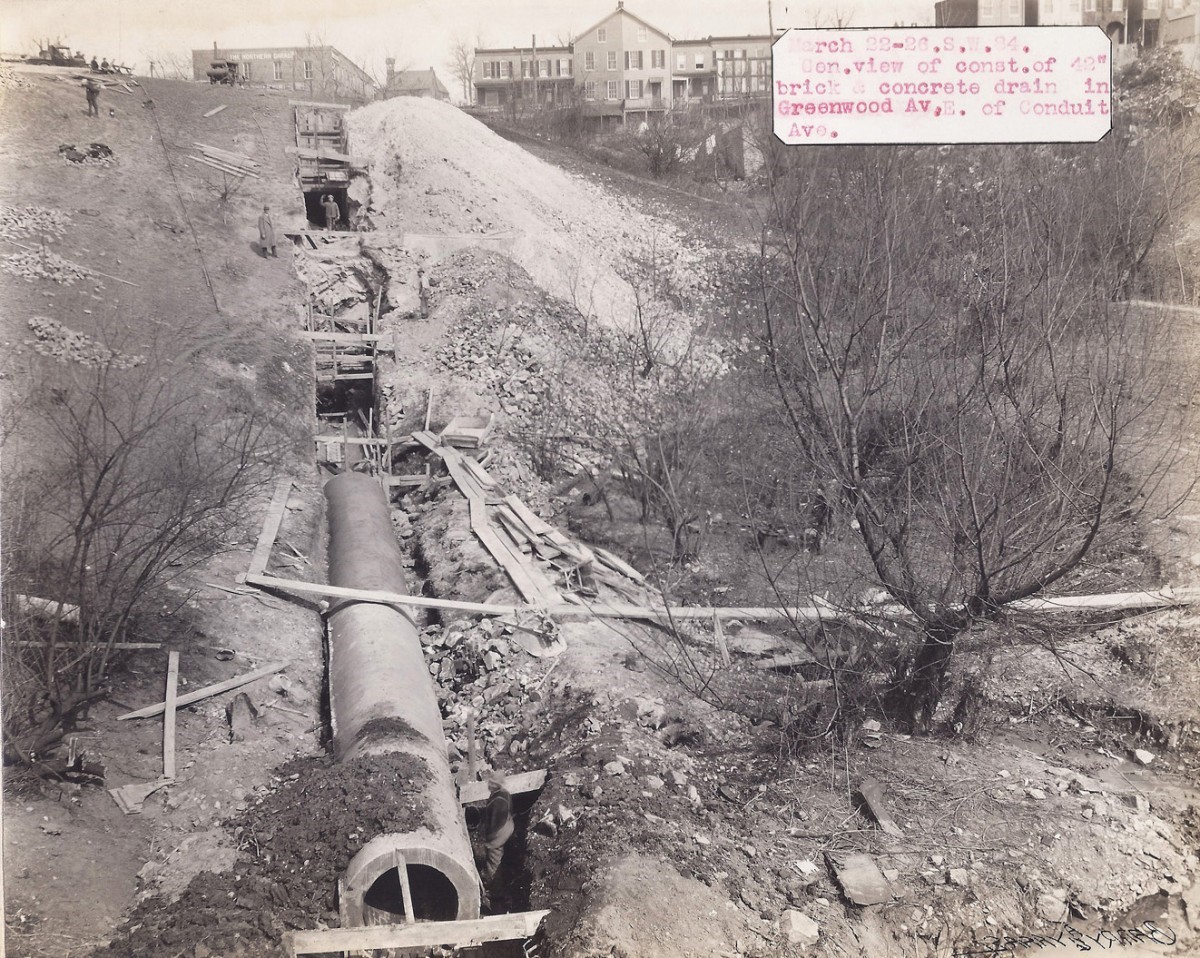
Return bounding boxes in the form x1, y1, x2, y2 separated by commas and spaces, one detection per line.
58, 142, 114, 166
856, 777, 904, 838
190, 142, 261, 178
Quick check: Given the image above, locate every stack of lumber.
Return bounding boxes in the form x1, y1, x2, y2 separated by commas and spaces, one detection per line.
412, 431, 645, 606
190, 142, 261, 178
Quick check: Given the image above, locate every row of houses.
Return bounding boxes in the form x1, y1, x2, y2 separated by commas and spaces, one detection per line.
472, 2, 773, 124
188, 45, 450, 105
934, 0, 1200, 46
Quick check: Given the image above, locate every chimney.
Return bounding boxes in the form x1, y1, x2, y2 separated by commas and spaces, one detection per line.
386, 57, 395, 84
617, 0, 624, 7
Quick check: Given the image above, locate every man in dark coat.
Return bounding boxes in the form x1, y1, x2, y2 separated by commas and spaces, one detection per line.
84, 78, 101, 117
478, 769, 513, 885
258, 205, 277, 257
322, 194, 340, 231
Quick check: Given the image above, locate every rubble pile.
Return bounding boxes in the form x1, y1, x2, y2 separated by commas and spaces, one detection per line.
0, 67, 27, 90
420, 616, 553, 772
58, 142, 115, 167
4, 249, 93, 284
295, 252, 374, 323
0, 205, 70, 240
26, 316, 146, 368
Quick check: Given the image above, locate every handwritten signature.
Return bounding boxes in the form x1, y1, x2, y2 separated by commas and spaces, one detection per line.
952, 921, 1177, 957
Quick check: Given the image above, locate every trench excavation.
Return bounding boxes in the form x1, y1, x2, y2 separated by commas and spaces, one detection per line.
288, 102, 549, 951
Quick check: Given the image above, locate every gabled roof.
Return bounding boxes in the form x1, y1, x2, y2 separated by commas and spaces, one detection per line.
575, 3, 674, 44
388, 67, 449, 97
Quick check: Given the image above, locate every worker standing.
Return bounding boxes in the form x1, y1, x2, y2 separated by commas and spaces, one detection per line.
417, 267, 430, 318
322, 194, 340, 231
477, 769, 514, 903
84, 78, 101, 118
258, 205, 277, 258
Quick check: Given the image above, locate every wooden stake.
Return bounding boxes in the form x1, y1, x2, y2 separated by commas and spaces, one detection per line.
712, 610, 731, 667
162, 651, 179, 779
466, 712, 479, 781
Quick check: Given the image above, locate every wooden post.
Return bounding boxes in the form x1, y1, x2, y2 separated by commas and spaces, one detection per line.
162, 651, 180, 779
393, 849, 415, 924
466, 712, 479, 781
712, 610, 731, 667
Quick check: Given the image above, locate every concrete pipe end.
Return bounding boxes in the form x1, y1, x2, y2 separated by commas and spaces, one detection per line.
342, 834, 482, 925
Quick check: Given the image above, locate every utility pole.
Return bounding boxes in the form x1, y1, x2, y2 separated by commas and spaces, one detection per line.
768, 0, 775, 37
532, 34, 538, 109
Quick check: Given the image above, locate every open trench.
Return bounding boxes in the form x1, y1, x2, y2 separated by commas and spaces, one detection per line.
288, 104, 545, 948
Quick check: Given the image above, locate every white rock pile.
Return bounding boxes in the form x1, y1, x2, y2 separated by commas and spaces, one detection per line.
0, 205, 70, 241
26, 316, 146, 368
4, 249, 93, 285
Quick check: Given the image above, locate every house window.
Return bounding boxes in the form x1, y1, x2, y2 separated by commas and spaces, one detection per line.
585, 80, 596, 99
501, 60, 512, 78
607, 50, 617, 70
1145, 0, 1158, 9
981, 0, 994, 14
677, 53, 686, 69
606, 79, 620, 99
695, 54, 705, 68
272, 61, 283, 81
559, 58, 571, 76
625, 79, 643, 98
637, 25, 648, 42
303, 60, 314, 80
652, 49, 665, 68
597, 26, 607, 42
239, 62, 251, 79
585, 51, 595, 71
1111, 0, 1123, 9
624, 50, 643, 69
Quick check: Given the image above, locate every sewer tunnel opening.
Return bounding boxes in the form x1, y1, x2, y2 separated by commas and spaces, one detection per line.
362, 863, 460, 923
304, 187, 349, 230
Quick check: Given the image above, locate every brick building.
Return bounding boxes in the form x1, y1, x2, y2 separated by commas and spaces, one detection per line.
191, 45, 377, 104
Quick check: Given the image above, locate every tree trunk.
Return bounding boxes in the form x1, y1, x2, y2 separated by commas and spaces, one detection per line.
892, 624, 959, 734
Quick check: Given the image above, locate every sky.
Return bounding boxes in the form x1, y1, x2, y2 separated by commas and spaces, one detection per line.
1, 0, 934, 96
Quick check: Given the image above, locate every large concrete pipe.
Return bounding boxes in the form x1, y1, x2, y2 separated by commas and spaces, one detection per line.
324, 471, 481, 924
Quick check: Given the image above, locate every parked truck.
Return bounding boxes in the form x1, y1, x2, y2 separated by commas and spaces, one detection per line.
206, 58, 240, 85
28, 42, 86, 68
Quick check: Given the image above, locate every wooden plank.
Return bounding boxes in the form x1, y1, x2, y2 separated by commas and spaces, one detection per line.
857, 777, 903, 838
117, 662, 287, 721
468, 494, 548, 604
592, 545, 646, 584
243, 479, 294, 580
162, 651, 179, 780
460, 455, 496, 490
503, 496, 556, 538
286, 910, 550, 956
189, 155, 260, 179
459, 768, 548, 805
466, 713, 479, 782
299, 331, 381, 344
193, 142, 261, 169
243, 572, 526, 616
202, 104, 228, 118
311, 436, 389, 447
284, 145, 364, 164
12, 640, 161, 650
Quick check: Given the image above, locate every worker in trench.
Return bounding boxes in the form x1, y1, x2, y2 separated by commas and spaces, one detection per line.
474, 768, 514, 908
322, 194, 341, 231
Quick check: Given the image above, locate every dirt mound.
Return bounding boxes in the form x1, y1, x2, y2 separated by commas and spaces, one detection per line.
346, 97, 715, 328
98, 751, 435, 958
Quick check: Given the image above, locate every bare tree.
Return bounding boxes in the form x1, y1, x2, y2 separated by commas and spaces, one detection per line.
1, 332, 286, 762
753, 135, 1197, 732
448, 35, 477, 103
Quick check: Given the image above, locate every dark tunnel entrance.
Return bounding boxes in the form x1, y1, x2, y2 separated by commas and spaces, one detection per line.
362, 863, 460, 923
304, 187, 348, 230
